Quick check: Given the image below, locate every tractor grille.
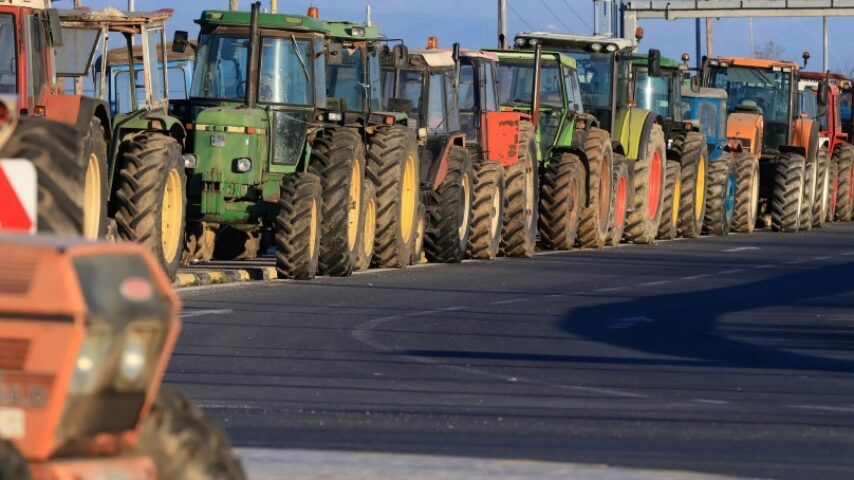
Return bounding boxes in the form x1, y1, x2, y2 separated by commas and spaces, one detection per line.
0, 253, 39, 295
0, 338, 30, 370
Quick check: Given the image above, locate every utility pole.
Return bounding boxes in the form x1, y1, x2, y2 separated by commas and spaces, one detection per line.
366, 5, 372, 27
128, 0, 134, 11
823, 16, 829, 72
705, 17, 713, 58
229, 0, 238, 11
270, 0, 277, 14
73, 0, 83, 95
748, 17, 755, 57
695, 18, 701, 69
498, 0, 507, 49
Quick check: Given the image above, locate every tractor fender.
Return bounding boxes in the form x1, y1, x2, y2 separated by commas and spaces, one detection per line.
43, 95, 112, 142
778, 144, 806, 157
726, 111, 763, 157
430, 132, 467, 190
791, 117, 820, 163
613, 107, 657, 162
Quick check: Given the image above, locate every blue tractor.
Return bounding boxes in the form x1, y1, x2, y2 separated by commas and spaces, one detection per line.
682, 86, 738, 235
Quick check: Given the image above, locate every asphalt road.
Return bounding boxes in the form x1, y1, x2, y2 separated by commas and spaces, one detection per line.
171, 224, 854, 480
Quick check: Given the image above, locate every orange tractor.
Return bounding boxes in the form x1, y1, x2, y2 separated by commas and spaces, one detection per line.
704, 57, 822, 232
0, 235, 244, 479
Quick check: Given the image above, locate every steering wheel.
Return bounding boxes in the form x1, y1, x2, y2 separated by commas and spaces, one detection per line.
235, 80, 247, 99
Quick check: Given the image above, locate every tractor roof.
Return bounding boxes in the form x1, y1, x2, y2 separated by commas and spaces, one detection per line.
486, 49, 577, 69
631, 52, 682, 70
105, 41, 198, 67
59, 7, 173, 31
516, 32, 635, 53
324, 20, 381, 41
800, 71, 849, 81
709, 56, 799, 71
195, 9, 328, 34
461, 49, 499, 63
2, 0, 49, 9
409, 49, 456, 69
682, 86, 727, 100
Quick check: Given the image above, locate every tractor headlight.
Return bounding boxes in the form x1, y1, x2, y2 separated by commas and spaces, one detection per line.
69, 324, 113, 395
515, 37, 527, 47
119, 333, 147, 384
606, 44, 618, 52
234, 157, 252, 173
327, 111, 343, 122
591, 43, 603, 52
183, 153, 197, 169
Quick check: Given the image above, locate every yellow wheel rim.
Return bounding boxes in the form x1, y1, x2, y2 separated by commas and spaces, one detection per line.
309, 198, 318, 258
83, 153, 101, 239
161, 168, 183, 263
400, 153, 417, 242
694, 156, 706, 220
672, 177, 682, 230
459, 173, 471, 240
362, 195, 376, 261
347, 161, 362, 251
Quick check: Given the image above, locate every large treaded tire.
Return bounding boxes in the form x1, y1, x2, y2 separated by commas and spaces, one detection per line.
732, 152, 760, 233
673, 132, 707, 238
703, 153, 736, 236
606, 157, 629, 246
114, 131, 186, 279
355, 181, 376, 272
276, 172, 322, 280
213, 227, 260, 261
771, 151, 806, 232
366, 126, 420, 268
0, 118, 83, 236
468, 160, 505, 260
539, 152, 585, 250
577, 128, 614, 248
0, 439, 30, 480
834, 142, 854, 222
799, 146, 819, 231
134, 388, 246, 480
424, 145, 474, 263
309, 127, 365, 277
657, 160, 682, 240
80, 116, 109, 239
827, 157, 839, 222
813, 147, 831, 228
624, 124, 666, 244
501, 120, 538, 257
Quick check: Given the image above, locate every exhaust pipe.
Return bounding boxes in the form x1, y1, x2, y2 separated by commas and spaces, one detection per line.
245, 1, 261, 108
531, 43, 542, 132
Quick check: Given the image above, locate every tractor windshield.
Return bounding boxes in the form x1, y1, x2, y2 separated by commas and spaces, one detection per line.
497, 59, 563, 109
634, 70, 672, 118
327, 44, 365, 112
0, 15, 17, 94
572, 52, 612, 111
191, 33, 314, 106
710, 66, 792, 124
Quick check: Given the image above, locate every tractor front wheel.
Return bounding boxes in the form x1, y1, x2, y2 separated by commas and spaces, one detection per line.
276, 172, 322, 280
114, 132, 186, 279
703, 154, 736, 236
577, 127, 614, 248
674, 132, 707, 238
834, 142, 854, 222
539, 152, 585, 250
624, 124, 666, 244
813, 147, 831, 228
501, 120, 539, 257
732, 152, 760, 233
799, 147, 819, 231
80, 116, 109, 239
355, 181, 377, 272
468, 160, 505, 260
424, 146, 474, 263
657, 160, 682, 240
606, 157, 630, 246
771, 151, 806, 232
0, 440, 30, 480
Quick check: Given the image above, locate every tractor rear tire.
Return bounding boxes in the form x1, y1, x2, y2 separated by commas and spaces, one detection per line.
468, 160, 505, 260
606, 158, 629, 246
703, 154, 736, 236
366, 126, 420, 268
577, 128, 614, 248
424, 145, 474, 263
182, 221, 216, 265
501, 120, 539, 257
80, 116, 109, 239
828, 159, 839, 222
0, 440, 30, 480
309, 127, 365, 277
732, 152, 760, 234
410, 204, 426, 265
834, 142, 854, 222
539, 152, 585, 250
657, 160, 682, 240
114, 131, 186, 280
624, 124, 666, 244
771, 151, 806, 232
276, 172, 322, 280
0, 118, 83, 236
674, 132, 707, 238
813, 147, 831, 228
355, 182, 377, 272
213, 227, 260, 261
135, 388, 246, 480
799, 146, 819, 231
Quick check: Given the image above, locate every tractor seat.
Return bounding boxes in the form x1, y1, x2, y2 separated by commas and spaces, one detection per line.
735, 99, 763, 116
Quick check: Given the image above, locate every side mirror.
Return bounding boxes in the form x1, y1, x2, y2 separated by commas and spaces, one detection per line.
387, 97, 413, 116
45, 9, 63, 48
172, 31, 189, 54
818, 80, 829, 107
648, 49, 662, 77
327, 42, 343, 65
393, 43, 409, 69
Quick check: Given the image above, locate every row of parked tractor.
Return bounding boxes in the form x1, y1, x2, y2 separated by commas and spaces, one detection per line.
5, 1, 854, 286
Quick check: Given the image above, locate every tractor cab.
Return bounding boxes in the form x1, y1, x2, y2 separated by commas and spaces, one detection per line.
682, 87, 729, 152
630, 52, 688, 138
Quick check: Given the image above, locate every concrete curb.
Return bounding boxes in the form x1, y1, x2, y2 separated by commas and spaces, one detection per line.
173, 266, 278, 288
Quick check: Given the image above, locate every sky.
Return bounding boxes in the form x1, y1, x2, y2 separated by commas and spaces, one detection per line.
56, 0, 854, 74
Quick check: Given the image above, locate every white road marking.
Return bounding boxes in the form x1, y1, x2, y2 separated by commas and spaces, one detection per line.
693, 399, 730, 405
723, 246, 760, 253
681, 274, 711, 280
608, 316, 654, 329
180, 309, 234, 318
784, 259, 805, 264
718, 269, 745, 275
640, 280, 670, 287
754, 264, 776, 269
788, 404, 854, 413
439, 306, 467, 312
595, 286, 626, 293
490, 298, 527, 305
843, 251, 854, 256
814, 256, 832, 261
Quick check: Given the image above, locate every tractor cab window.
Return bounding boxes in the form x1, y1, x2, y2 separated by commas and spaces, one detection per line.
368, 46, 382, 110
397, 69, 423, 128
327, 43, 365, 112
572, 52, 612, 111
459, 63, 476, 140
840, 90, 853, 123
26, 14, 47, 103
427, 73, 446, 132
483, 62, 498, 112
0, 15, 16, 94
563, 66, 583, 113
259, 37, 313, 105
498, 59, 562, 148
145, 28, 168, 106
191, 34, 248, 101
635, 69, 671, 118
55, 27, 101, 77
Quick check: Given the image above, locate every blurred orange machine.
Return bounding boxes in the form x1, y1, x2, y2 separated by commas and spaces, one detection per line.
0, 234, 180, 480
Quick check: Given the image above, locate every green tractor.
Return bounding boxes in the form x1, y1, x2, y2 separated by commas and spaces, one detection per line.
174, 3, 374, 279
321, 16, 420, 270
515, 32, 667, 244
628, 51, 711, 239
486, 45, 620, 251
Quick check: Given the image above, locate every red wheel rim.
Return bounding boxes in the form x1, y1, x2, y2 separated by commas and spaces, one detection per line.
647, 150, 662, 218
616, 176, 627, 228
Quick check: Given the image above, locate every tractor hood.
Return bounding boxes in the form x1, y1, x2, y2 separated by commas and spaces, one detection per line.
192, 106, 269, 188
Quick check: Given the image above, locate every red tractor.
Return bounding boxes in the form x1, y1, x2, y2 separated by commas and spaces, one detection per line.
799, 71, 854, 222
